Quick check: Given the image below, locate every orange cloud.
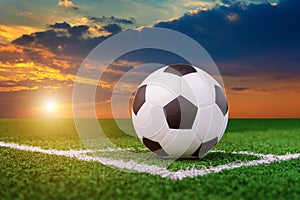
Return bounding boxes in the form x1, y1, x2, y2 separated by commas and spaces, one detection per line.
0, 42, 135, 94
227, 13, 240, 22
188, 8, 209, 15
0, 86, 39, 93
0, 61, 75, 92
58, 0, 78, 9
0, 24, 42, 43
0, 44, 23, 53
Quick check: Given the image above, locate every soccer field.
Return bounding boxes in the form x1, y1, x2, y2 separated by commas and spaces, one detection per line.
0, 119, 299, 200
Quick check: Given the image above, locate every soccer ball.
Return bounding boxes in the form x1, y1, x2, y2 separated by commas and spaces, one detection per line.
131, 64, 228, 159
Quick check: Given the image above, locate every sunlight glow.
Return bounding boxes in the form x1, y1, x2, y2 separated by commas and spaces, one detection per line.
46, 102, 56, 111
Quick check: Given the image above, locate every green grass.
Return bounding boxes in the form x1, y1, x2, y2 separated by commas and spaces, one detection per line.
0, 119, 143, 150
1, 146, 299, 200
0, 118, 300, 199
167, 152, 259, 172
218, 119, 300, 154
89, 150, 260, 171
0, 119, 84, 150
1, 118, 299, 154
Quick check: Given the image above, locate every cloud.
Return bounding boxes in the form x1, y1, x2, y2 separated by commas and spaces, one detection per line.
0, 60, 75, 93
5, 1, 300, 95
0, 43, 23, 53
12, 22, 106, 57
0, 39, 89, 93
155, 0, 300, 77
19, 11, 33, 18
10, 18, 140, 59
0, 41, 79, 70
48, 22, 71, 30
220, 0, 280, 7
230, 86, 250, 91
183, 1, 217, 8
0, 19, 137, 94
0, 24, 43, 43
230, 86, 281, 93
58, 0, 78, 10
101, 24, 122, 35
87, 16, 136, 25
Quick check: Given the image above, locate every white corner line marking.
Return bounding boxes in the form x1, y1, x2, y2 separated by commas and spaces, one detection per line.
169, 153, 300, 180
1, 141, 299, 180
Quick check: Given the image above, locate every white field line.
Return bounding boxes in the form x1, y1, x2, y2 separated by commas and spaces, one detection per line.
170, 153, 300, 180
211, 150, 275, 159
1, 141, 300, 180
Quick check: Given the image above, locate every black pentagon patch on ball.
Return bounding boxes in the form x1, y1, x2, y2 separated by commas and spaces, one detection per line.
132, 85, 146, 115
142, 137, 169, 157
215, 85, 228, 116
163, 96, 198, 129
192, 137, 218, 158
164, 64, 197, 77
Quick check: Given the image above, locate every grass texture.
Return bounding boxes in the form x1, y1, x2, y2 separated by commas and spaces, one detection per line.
0, 118, 299, 199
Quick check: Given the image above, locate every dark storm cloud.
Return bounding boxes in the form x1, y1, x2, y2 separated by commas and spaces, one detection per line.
87, 16, 136, 25
12, 22, 109, 57
230, 86, 251, 91
12, 34, 35, 46
48, 22, 71, 30
69, 25, 89, 36
155, 0, 300, 76
102, 24, 122, 34
230, 86, 279, 93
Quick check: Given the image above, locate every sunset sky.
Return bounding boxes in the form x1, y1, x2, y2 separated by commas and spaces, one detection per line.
0, 0, 299, 118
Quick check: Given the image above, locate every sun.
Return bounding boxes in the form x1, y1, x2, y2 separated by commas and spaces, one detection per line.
46, 102, 56, 111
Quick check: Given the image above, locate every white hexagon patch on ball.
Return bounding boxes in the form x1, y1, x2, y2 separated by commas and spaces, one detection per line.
132, 64, 228, 159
